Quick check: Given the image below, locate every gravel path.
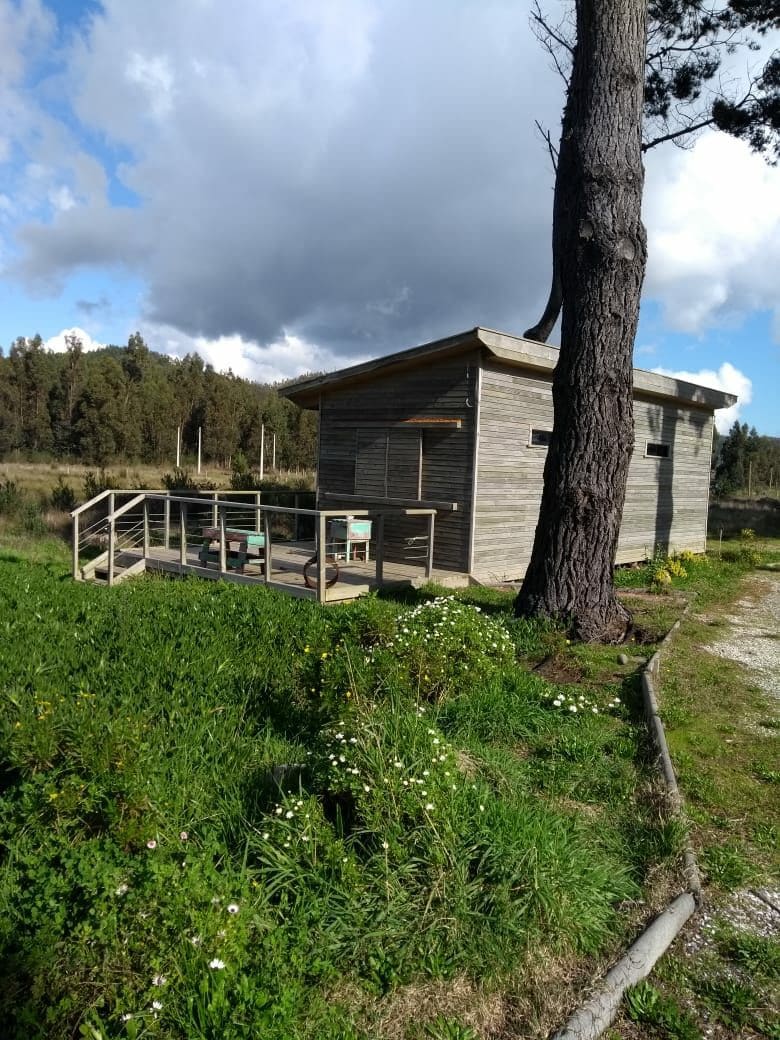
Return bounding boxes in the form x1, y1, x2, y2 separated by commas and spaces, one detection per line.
706, 570, 780, 699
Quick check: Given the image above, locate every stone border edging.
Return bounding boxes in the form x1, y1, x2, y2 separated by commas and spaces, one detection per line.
550, 601, 701, 1040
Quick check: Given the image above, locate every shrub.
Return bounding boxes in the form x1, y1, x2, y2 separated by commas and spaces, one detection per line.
49, 476, 77, 512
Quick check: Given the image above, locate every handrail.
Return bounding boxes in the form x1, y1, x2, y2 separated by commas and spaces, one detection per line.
139, 492, 435, 519
73, 488, 437, 595
108, 492, 147, 523
71, 486, 310, 519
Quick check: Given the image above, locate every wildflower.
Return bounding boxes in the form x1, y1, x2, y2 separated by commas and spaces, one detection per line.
209, 958, 225, 970
151, 1000, 163, 1011
275, 806, 283, 815
285, 810, 294, 819
210, 896, 221, 904
152, 974, 167, 987
227, 903, 240, 915
115, 882, 129, 896
190, 935, 202, 946
479, 805, 485, 812
381, 841, 389, 850
261, 832, 270, 840
569, 704, 577, 713
425, 803, 435, 811
121, 1013, 133, 1022
146, 839, 157, 850
301, 834, 310, 842
179, 831, 189, 841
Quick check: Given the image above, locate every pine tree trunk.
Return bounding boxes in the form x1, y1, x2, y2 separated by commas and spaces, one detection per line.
515, 0, 648, 642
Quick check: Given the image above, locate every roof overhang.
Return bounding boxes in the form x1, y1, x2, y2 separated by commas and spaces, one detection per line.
279, 326, 737, 413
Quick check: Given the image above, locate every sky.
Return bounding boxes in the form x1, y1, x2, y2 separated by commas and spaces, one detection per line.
1, 0, 778, 435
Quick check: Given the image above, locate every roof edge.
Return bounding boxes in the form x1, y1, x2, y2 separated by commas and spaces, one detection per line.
280, 326, 737, 412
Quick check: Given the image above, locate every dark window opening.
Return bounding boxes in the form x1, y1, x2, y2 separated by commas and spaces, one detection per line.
529, 428, 552, 447
646, 441, 671, 459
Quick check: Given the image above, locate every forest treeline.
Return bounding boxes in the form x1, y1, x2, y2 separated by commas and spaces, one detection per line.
713, 422, 780, 497
0, 333, 317, 470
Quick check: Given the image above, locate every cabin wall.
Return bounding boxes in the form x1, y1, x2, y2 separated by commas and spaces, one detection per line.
316, 353, 478, 572
471, 360, 713, 582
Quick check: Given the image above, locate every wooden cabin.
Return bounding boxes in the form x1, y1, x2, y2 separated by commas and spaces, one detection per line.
280, 328, 736, 583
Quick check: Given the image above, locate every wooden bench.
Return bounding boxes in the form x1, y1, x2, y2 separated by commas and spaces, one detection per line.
199, 527, 266, 573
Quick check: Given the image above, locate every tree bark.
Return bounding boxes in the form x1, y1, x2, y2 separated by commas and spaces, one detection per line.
515, 0, 648, 642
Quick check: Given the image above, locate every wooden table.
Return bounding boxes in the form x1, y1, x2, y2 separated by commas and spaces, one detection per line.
199, 527, 266, 572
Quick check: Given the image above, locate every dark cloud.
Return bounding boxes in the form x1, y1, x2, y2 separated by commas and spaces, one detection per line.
76, 294, 110, 315
7, 0, 564, 356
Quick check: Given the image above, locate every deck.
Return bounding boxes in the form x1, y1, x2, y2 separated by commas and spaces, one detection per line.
72, 490, 470, 603
114, 539, 468, 601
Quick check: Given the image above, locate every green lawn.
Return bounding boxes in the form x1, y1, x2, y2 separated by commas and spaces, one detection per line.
1, 527, 775, 1039
0, 548, 680, 1040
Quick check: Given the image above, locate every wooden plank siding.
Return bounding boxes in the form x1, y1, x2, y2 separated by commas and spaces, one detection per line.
317, 353, 478, 572
471, 360, 713, 582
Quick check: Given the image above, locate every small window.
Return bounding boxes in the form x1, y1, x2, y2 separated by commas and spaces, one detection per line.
529, 428, 552, 448
645, 441, 670, 459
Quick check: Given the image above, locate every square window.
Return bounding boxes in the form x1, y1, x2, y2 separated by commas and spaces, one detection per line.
645, 441, 670, 458
529, 428, 552, 447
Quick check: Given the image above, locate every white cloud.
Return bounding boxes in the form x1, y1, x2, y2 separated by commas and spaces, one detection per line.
652, 362, 752, 433
43, 326, 105, 353
48, 186, 76, 212
141, 322, 367, 384
644, 133, 780, 337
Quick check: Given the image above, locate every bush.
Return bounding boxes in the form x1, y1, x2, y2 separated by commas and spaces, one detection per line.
0, 478, 23, 516
49, 476, 77, 513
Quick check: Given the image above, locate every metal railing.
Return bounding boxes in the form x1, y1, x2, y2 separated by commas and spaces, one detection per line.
71, 490, 436, 602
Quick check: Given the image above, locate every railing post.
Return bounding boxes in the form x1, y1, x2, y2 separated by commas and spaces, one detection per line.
426, 512, 435, 579
375, 513, 385, 585
143, 498, 150, 557
317, 513, 327, 603
255, 492, 262, 533
180, 502, 188, 568
212, 492, 218, 527
293, 493, 300, 541
108, 515, 116, 587
263, 510, 272, 582
163, 493, 171, 550
219, 508, 227, 575
72, 512, 80, 580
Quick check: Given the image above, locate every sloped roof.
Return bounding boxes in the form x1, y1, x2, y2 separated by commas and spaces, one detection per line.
279, 327, 737, 412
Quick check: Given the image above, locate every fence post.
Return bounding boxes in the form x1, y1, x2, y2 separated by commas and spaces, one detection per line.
72, 512, 80, 580
219, 508, 227, 575
255, 492, 262, 533
293, 493, 300, 541
143, 498, 150, 557
317, 513, 327, 603
263, 510, 272, 582
163, 493, 171, 550
375, 513, 385, 585
180, 502, 188, 567
108, 515, 116, 587
212, 492, 218, 527
426, 512, 435, 579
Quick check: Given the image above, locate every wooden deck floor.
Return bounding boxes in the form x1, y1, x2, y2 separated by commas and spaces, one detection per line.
118, 540, 469, 602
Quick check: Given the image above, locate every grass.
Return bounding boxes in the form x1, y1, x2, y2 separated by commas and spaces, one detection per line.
2, 515, 777, 1039
0, 545, 688, 1040
610, 537, 780, 1040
